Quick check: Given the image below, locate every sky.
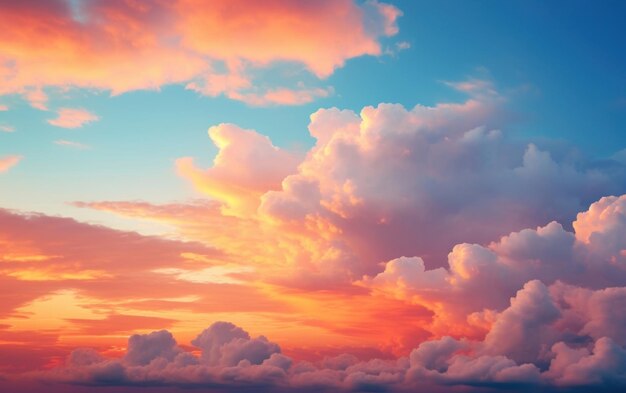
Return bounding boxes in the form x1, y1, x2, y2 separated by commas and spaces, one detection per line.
1, 1, 626, 392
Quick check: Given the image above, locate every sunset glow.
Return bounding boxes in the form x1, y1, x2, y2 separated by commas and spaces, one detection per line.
2, 1, 626, 392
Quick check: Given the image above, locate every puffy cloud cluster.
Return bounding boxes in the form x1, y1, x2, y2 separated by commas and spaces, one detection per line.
35, 302, 626, 391
0, 0, 401, 106
43, 322, 290, 388
403, 279, 626, 388
129, 88, 626, 286
6, 80, 626, 391
258, 100, 626, 276
364, 195, 626, 335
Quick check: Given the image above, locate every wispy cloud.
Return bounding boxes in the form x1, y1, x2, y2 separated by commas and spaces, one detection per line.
54, 140, 91, 150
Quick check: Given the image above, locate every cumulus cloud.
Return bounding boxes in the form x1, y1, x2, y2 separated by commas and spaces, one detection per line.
0, 0, 401, 106
0, 155, 22, 173
125, 330, 182, 366
38, 322, 288, 387
23, 87, 48, 110
191, 322, 281, 367
32, 308, 626, 391
47, 108, 99, 128
236, 88, 625, 283
68, 84, 622, 292
363, 195, 626, 337
176, 123, 301, 215
7, 82, 626, 391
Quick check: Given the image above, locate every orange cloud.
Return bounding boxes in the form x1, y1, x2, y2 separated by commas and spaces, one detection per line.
0, 0, 401, 105
176, 0, 400, 78
229, 86, 334, 107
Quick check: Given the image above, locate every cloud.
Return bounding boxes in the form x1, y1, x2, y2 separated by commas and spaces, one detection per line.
125, 330, 182, 366
0, 104, 8, 111
546, 337, 626, 386
6, 203, 626, 391
481, 280, 560, 364
191, 322, 281, 366
0, 155, 22, 173
47, 108, 99, 128
0, 205, 304, 383
71, 85, 626, 349
6, 82, 626, 390
23, 88, 48, 110
0, 0, 401, 106
0, 124, 15, 132
176, 123, 301, 215
253, 87, 626, 279
54, 140, 91, 149
362, 195, 626, 338
31, 307, 626, 391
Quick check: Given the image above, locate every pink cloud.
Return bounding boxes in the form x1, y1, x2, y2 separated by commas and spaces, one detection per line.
546, 337, 626, 385
362, 195, 626, 337
7, 85, 625, 390
0, 155, 22, 173
47, 108, 99, 128
29, 301, 626, 391
254, 89, 625, 278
